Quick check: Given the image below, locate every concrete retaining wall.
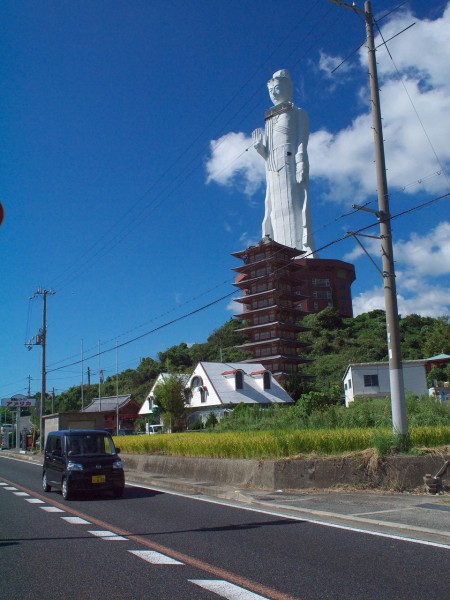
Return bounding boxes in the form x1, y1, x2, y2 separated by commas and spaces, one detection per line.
122, 452, 450, 491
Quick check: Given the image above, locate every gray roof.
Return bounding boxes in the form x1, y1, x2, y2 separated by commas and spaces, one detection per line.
83, 394, 133, 413
195, 362, 293, 405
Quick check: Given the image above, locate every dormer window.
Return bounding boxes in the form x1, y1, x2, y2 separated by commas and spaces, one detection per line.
235, 370, 244, 390
191, 376, 203, 389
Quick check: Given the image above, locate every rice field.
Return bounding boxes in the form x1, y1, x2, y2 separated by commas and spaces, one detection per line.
114, 426, 450, 459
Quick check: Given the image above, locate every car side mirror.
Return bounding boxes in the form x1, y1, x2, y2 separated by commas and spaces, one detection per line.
115, 447, 120, 454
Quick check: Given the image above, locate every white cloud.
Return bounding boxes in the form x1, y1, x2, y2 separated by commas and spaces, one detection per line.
205, 132, 265, 196
393, 221, 450, 277
317, 49, 353, 80
227, 299, 242, 314
351, 221, 450, 317
353, 283, 450, 319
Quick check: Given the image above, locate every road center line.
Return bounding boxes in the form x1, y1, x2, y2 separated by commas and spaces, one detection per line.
0, 476, 300, 600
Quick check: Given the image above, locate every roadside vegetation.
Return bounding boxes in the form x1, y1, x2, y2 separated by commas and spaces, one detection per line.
115, 395, 450, 459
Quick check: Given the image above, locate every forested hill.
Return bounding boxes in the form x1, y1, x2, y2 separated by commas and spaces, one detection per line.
301, 309, 449, 389
55, 310, 449, 410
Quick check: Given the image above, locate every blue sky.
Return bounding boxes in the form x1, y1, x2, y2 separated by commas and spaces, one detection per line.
1, 0, 449, 399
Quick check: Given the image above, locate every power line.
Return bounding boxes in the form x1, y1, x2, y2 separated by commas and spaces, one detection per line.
46, 189, 450, 377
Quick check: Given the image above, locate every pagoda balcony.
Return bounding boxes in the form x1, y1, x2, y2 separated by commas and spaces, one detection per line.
236, 321, 310, 334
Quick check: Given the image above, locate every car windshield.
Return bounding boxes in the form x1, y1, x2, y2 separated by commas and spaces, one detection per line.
66, 433, 116, 456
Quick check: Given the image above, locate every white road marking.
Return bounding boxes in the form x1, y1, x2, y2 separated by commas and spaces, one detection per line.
128, 550, 184, 565
40, 506, 65, 513
4, 486, 18, 490
0, 482, 8, 485
189, 580, 269, 599
25, 498, 44, 504
61, 517, 91, 525
13, 492, 29, 496
127, 482, 450, 551
88, 530, 127, 541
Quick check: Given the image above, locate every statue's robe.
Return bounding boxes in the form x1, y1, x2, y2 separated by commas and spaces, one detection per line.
262, 101, 317, 256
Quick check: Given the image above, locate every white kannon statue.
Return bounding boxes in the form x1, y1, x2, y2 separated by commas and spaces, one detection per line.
252, 69, 317, 256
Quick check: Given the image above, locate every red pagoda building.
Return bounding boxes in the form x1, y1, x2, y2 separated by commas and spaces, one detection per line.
232, 236, 355, 383
232, 237, 312, 382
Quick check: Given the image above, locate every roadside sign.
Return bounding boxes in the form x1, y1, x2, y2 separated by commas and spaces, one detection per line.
1, 397, 36, 407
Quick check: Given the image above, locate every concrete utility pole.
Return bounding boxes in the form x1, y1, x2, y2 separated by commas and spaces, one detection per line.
27, 288, 55, 446
331, 0, 407, 436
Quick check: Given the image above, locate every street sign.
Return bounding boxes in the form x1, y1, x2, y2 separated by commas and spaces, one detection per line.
1, 397, 36, 407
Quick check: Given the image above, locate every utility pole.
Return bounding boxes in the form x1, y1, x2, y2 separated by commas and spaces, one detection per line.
26, 288, 55, 448
331, 0, 407, 437
81, 340, 84, 410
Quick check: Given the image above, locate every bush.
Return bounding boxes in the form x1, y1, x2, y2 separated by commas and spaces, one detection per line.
205, 413, 218, 429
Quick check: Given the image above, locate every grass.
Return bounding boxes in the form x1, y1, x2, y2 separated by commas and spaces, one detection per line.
114, 426, 450, 460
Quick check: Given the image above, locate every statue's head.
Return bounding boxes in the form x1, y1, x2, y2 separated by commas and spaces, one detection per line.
267, 69, 293, 105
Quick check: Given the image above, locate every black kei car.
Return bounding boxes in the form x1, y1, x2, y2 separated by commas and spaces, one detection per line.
42, 430, 125, 500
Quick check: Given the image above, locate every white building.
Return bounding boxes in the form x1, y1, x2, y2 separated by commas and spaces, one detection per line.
138, 372, 190, 416
343, 360, 428, 407
186, 361, 293, 427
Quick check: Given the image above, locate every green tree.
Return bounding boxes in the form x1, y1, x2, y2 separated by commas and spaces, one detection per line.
421, 316, 450, 358
153, 375, 192, 432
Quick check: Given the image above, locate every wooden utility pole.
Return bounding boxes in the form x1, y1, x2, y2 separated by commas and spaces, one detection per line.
331, 1, 407, 436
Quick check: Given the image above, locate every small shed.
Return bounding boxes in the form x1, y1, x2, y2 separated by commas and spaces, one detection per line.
82, 394, 140, 432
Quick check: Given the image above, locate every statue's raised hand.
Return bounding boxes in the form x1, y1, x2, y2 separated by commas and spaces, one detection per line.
252, 128, 267, 158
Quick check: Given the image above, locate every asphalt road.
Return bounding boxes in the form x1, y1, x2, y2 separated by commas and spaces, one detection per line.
1, 455, 449, 600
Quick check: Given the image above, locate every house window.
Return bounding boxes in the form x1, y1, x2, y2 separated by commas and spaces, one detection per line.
263, 372, 271, 389
235, 371, 244, 390
200, 388, 206, 403
364, 374, 379, 387
191, 376, 202, 388
349, 379, 352, 389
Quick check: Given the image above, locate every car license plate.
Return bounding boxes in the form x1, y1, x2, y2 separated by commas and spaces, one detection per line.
92, 475, 106, 484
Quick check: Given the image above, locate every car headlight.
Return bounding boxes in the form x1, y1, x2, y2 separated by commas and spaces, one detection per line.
67, 461, 83, 471
113, 459, 123, 469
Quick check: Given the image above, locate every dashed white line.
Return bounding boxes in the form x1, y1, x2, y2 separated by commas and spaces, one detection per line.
61, 517, 91, 525
128, 550, 184, 565
88, 530, 127, 541
25, 498, 45, 504
4, 486, 18, 491
189, 580, 269, 599
0, 482, 8, 486
13, 492, 29, 496
40, 506, 65, 513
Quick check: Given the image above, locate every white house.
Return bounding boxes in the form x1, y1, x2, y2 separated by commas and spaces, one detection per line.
343, 360, 428, 407
185, 362, 293, 427
138, 372, 190, 416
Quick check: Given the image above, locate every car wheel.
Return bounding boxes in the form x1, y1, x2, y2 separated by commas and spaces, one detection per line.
61, 478, 71, 500
42, 472, 51, 492
113, 486, 124, 498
